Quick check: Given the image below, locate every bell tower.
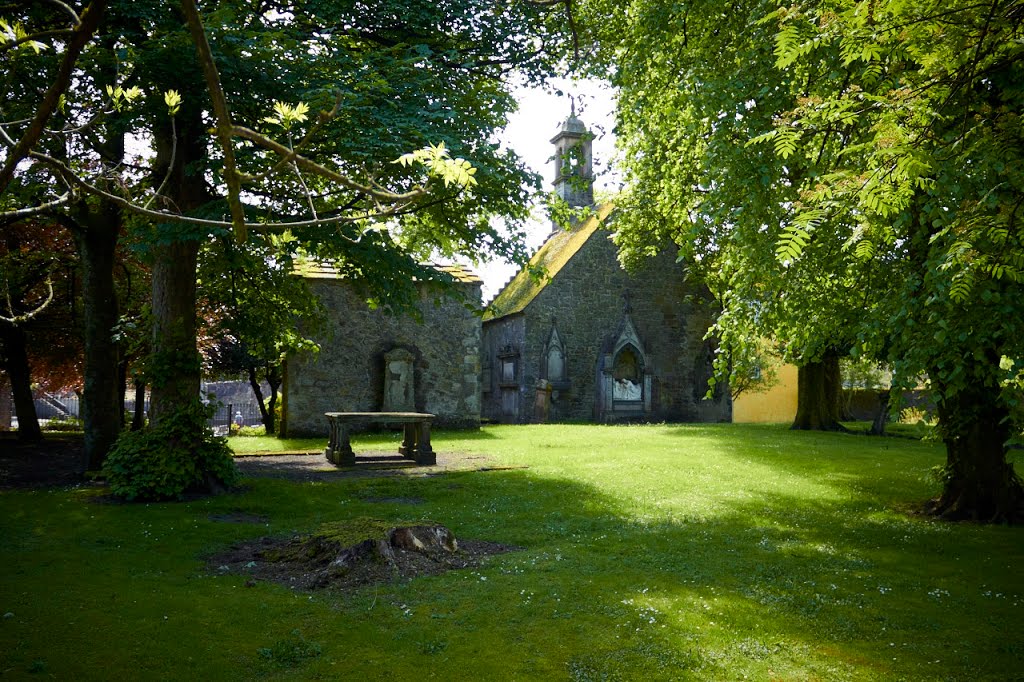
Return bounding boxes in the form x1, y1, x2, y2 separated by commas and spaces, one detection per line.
550, 103, 594, 209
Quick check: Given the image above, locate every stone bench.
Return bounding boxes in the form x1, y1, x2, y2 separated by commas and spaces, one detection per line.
324, 412, 435, 466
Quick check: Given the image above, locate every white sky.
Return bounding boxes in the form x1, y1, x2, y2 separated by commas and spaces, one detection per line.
476, 77, 619, 302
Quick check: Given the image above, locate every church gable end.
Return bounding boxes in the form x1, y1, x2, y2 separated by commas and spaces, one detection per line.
482, 219, 730, 424
482, 110, 729, 424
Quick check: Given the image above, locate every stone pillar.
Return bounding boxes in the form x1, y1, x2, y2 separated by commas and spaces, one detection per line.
644, 372, 653, 414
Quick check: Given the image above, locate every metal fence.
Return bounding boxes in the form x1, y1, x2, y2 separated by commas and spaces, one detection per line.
6, 382, 269, 433
208, 400, 265, 433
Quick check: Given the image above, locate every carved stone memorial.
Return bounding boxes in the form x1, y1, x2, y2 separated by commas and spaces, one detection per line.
383, 348, 416, 412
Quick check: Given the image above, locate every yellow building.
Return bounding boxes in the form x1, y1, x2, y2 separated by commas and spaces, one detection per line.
732, 362, 799, 424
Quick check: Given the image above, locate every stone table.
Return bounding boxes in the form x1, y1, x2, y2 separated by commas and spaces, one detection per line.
324, 412, 436, 466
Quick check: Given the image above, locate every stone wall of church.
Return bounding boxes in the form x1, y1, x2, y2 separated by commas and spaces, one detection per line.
282, 278, 482, 437
480, 313, 526, 422
484, 230, 730, 423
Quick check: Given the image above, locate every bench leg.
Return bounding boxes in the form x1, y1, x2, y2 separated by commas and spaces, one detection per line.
399, 423, 416, 459
414, 422, 435, 465
324, 419, 339, 464
327, 424, 355, 466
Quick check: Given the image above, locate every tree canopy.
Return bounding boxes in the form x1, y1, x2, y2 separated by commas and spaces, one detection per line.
586, 0, 1024, 520
1, 0, 572, 495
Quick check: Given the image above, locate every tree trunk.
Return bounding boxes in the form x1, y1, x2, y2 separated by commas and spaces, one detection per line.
131, 377, 146, 431
869, 389, 890, 436
147, 108, 209, 427
148, 239, 201, 424
247, 363, 269, 432
266, 364, 280, 436
930, 383, 1023, 522
791, 352, 846, 431
74, 207, 122, 470
0, 372, 11, 431
0, 323, 42, 442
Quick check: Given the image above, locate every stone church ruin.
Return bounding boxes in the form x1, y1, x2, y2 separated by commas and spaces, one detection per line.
280, 112, 730, 436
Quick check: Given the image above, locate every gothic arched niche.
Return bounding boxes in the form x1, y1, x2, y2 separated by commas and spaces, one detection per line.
599, 305, 653, 421
542, 321, 567, 384
612, 345, 643, 400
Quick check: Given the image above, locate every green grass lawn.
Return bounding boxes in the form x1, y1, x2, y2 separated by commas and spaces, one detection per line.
228, 434, 328, 454
3, 424, 1023, 680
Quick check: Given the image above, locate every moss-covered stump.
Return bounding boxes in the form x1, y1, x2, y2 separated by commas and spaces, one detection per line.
209, 518, 517, 591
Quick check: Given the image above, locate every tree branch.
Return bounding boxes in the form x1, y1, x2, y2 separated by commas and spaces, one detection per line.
1, 277, 53, 325
231, 125, 428, 202
38, 0, 83, 26
0, 192, 71, 227
180, 0, 247, 241
0, 0, 108, 194
0, 28, 74, 56
11, 149, 416, 235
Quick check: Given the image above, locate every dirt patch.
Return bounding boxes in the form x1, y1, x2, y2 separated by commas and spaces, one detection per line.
0, 434, 86, 488
0, 436, 524, 490
233, 450, 523, 482
208, 520, 518, 591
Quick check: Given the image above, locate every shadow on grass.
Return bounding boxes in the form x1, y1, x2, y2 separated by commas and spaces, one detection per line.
2, 430, 1023, 680
419, 465, 1023, 679
233, 455, 1022, 679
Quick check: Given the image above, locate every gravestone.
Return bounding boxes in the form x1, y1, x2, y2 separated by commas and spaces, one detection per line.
383, 348, 416, 412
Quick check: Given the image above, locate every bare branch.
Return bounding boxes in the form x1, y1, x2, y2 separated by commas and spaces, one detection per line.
0, 192, 71, 227
287, 132, 318, 220
38, 0, 82, 26
1, 278, 53, 325
241, 95, 343, 186
0, 0, 108, 194
180, 0, 247, 241
14, 149, 417, 235
143, 116, 177, 210
0, 28, 74, 56
231, 125, 429, 202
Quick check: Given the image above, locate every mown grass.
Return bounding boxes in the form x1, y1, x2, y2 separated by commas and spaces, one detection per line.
228, 434, 327, 454
3, 423, 1023, 680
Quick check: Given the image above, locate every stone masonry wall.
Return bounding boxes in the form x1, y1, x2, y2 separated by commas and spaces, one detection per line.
480, 313, 526, 422
484, 229, 730, 423
282, 279, 482, 437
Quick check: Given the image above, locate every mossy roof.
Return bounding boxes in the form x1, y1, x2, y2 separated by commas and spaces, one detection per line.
484, 203, 614, 321
295, 261, 481, 283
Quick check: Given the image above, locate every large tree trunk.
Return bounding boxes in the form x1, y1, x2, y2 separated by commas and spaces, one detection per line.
791, 352, 846, 431
148, 239, 201, 424
930, 383, 1023, 522
74, 206, 122, 470
147, 109, 209, 427
0, 323, 42, 442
